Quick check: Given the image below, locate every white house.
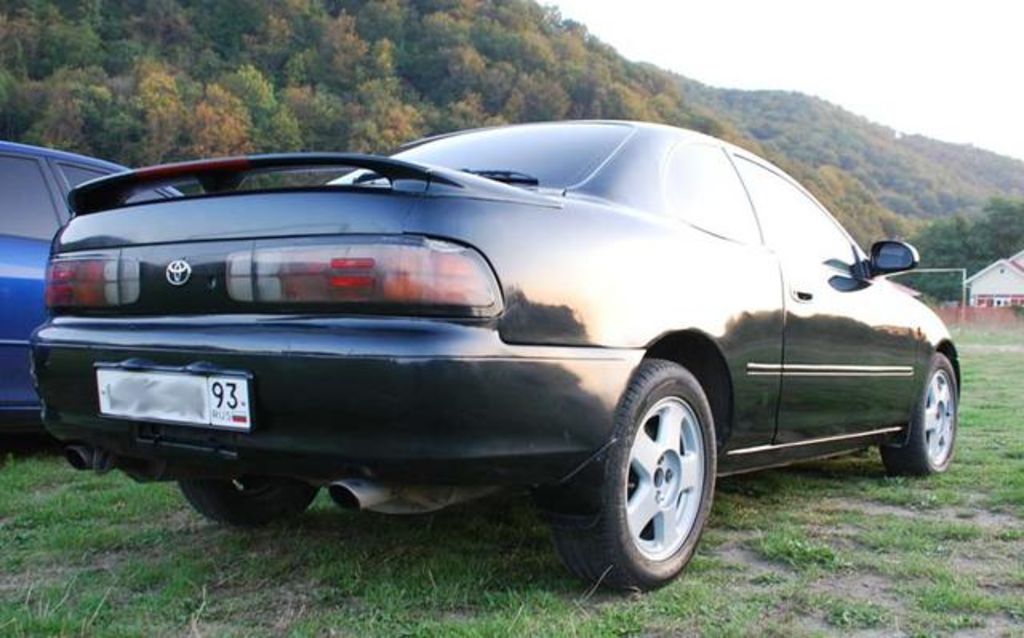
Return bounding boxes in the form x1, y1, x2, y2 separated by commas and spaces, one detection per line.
966, 248, 1024, 307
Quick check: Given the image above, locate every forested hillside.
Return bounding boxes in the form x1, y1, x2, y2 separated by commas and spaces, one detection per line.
682, 80, 1024, 220
1, 0, 1021, 247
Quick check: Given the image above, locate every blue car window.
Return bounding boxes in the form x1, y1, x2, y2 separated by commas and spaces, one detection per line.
58, 163, 108, 189
0, 155, 60, 240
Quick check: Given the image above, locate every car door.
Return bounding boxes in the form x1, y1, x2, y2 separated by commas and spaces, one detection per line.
733, 155, 919, 444
0, 153, 65, 411
663, 143, 785, 450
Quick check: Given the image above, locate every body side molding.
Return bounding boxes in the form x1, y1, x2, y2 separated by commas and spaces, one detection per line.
726, 426, 905, 456
746, 362, 914, 377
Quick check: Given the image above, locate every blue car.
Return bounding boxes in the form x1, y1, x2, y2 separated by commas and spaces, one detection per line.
0, 141, 126, 431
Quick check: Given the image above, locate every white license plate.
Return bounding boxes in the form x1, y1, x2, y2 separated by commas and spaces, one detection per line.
97, 368, 252, 431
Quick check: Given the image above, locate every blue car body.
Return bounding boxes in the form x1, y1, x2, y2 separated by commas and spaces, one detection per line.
0, 141, 124, 430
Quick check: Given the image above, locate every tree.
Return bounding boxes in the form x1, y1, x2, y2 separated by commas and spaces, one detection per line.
27, 82, 87, 151
136, 62, 185, 163
973, 199, 1024, 260
187, 84, 254, 157
907, 199, 1024, 301
344, 79, 424, 153
354, 0, 405, 42
221, 64, 302, 151
316, 13, 368, 91
0, 69, 15, 133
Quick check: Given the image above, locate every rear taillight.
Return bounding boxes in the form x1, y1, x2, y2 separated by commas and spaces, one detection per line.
45, 257, 140, 308
226, 236, 502, 317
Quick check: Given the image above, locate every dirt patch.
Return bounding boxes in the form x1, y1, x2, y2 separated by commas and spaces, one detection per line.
708, 529, 797, 585
973, 614, 1024, 638
0, 566, 76, 595
948, 543, 1024, 590
820, 496, 1021, 532
807, 571, 886, 599
714, 542, 786, 575
809, 571, 905, 609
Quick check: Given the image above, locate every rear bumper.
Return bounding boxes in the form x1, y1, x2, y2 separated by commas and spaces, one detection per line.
32, 316, 640, 485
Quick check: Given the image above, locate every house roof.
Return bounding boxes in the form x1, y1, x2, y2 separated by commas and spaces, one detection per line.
1011, 248, 1024, 269
966, 258, 1024, 285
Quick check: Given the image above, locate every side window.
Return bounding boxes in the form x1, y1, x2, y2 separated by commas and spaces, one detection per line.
664, 144, 762, 244
0, 155, 61, 240
734, 157, 854, 268
58, 163, 107, 189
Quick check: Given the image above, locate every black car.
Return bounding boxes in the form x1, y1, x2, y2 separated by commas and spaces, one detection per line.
32, 121, 959, 590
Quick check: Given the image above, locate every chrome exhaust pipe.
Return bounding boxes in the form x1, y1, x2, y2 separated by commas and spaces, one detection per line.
63, 445, 115, 474
64, 445, 94, 471
328, 478, 395, 510
328, 478, 498, 514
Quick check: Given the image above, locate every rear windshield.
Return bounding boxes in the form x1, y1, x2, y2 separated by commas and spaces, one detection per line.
395, 123, 633, 189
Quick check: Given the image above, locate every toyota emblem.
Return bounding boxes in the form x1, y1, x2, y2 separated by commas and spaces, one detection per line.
166, 259, 192, 286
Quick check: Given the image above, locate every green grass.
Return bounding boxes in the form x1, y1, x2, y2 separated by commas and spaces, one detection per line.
951, 324, 1024, 347
752, 527, 850, 572
823, 599, 891, 630
1, 330, 1022, 636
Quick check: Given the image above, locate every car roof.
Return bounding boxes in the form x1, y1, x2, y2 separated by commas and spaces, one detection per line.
0, 140, 125, 172
399, 120, 723, 152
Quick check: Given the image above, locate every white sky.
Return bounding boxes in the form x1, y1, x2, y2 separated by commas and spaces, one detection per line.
549, 0, 1024, 161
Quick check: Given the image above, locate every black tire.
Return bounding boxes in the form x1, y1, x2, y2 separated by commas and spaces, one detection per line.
881, 353, 958, 476
179, 476, 318, 526
548, 359, 717, 591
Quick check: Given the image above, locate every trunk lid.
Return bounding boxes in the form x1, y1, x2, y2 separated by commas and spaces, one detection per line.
51, 153, 551, 317
57, 189, 416, 252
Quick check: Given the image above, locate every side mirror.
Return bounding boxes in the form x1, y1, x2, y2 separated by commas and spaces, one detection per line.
869, 240, 919, 276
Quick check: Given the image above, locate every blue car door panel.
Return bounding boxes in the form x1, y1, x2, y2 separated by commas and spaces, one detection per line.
0, 153, 67, 411
0, 237, 50, 406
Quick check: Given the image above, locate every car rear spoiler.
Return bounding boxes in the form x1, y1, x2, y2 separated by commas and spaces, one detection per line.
69, 153, 464, 216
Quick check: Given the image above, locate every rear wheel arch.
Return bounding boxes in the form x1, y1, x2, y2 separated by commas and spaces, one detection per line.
533, 330, 733, 521
545, 358, 718, 590
644, 330, 734, 451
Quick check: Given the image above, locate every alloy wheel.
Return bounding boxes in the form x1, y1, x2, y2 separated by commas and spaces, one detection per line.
625, 396, 706, 561
924, 369, 956, 466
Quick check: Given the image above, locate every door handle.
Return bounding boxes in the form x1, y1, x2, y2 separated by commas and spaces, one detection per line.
793, 289, 814, 302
